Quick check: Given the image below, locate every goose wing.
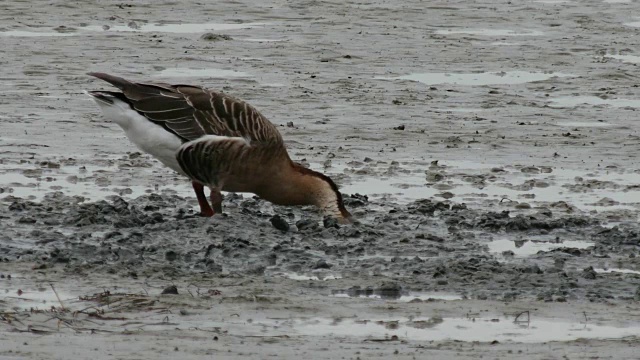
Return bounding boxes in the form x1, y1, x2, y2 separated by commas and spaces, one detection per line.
88, 72, 283, 145
176, 135, 253, 190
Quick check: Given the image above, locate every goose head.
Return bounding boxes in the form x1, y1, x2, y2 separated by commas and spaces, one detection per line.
291, 163, 353, 224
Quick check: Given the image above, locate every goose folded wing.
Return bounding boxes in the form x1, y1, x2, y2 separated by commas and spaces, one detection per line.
175, 135, 252, 188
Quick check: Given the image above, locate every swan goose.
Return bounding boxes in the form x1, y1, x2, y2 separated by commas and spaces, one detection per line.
87, 72, 352, 223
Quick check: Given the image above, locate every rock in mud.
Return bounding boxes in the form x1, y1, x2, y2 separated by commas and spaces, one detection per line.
582, 266, 598, 280
323, 216, 339, 229
161, 285, 178, 295
200, 33, 232, 41
296, 218, 319, 231
270, 215, 289, 232
377, 282, 403, 298
165, 250, 178, 262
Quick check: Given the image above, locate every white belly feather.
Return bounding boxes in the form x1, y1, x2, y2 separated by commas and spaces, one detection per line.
91, 96, 185, 175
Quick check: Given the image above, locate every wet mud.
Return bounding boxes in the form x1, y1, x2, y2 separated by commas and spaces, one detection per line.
3, 0, 640, 358
2, 189, 638, 303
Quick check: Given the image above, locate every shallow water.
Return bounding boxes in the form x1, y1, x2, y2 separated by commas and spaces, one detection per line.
331, 291, 462, 301
1, 285, 80, 311
595, 268, 640, 275
434, 29, 544, 36
279, 273, 342, 281
81, 22, 267, 33
604, 54, 640, 63
157, 68, 252, 78
556, 121, 612, 128
0, 30, 75, 37
255, 315, 640, 343
549, 96, 640, 108
378, 71, 575, 86
0, 162, 191, 202
339, 160, 640, 211
488, 239, 594, 256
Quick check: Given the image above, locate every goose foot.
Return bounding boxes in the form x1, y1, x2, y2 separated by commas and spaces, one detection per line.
192, 181, 215, 217
210, 189, 223, 214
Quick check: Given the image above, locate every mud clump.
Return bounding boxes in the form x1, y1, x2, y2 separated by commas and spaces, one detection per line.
200, 33, 232, 41
161, 285, 179, 295
270, 215, 289, 232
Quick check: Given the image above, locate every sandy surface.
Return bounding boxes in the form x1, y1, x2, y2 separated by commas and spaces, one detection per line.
2, 0, 640, 358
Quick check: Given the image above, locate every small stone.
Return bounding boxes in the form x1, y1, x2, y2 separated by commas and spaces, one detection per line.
378, 282, 402, 298
313, 259, 332, 269
437, 192, 454, 199
323, 216, 339, 229
451, 203, 467, 211
9, 202, 26, 211
426, 171, 444, 182
582, 266, 597, 280
520, 166, 540, 174
161, 285, 178, 295
286, 121, 294, 128
200, 33, 232, 41
296, 218, 318, 231
165, 251, 178, 262
53, 26, 76, 33
270, 215, 289, 232
17, 217, 36, 224
338, 226, 360, 237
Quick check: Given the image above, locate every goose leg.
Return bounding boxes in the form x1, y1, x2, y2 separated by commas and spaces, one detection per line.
210, 189, 223, 214
192, 181, 215, 217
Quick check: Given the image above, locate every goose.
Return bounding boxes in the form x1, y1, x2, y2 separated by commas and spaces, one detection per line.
86, 72, 352, 223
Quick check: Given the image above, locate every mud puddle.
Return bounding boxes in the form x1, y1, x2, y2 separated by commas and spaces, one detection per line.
378, 71, 575, 86
258, 316, 640, 343
488, 238, 594, 256
331, 289, 462, 301
594, 268, 640, 275
555, 121, 612, 128
624, 19, 640, 28
0, 30, 75, 37
156, 68, 252, 78
2, 285, 80, 311
603, 53, 640, 63
549, 96, 640, 108
334, 159, 640, 215
434, 29, 544, 36
0, 158, 192, 202
277, 273, 342, 281
82, 22, 267, 33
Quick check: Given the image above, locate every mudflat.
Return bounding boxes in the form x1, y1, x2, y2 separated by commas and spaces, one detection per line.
2, 0, 640, 359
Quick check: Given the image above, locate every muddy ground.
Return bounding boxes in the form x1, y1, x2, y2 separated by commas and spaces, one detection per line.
3, 0, 640, 358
